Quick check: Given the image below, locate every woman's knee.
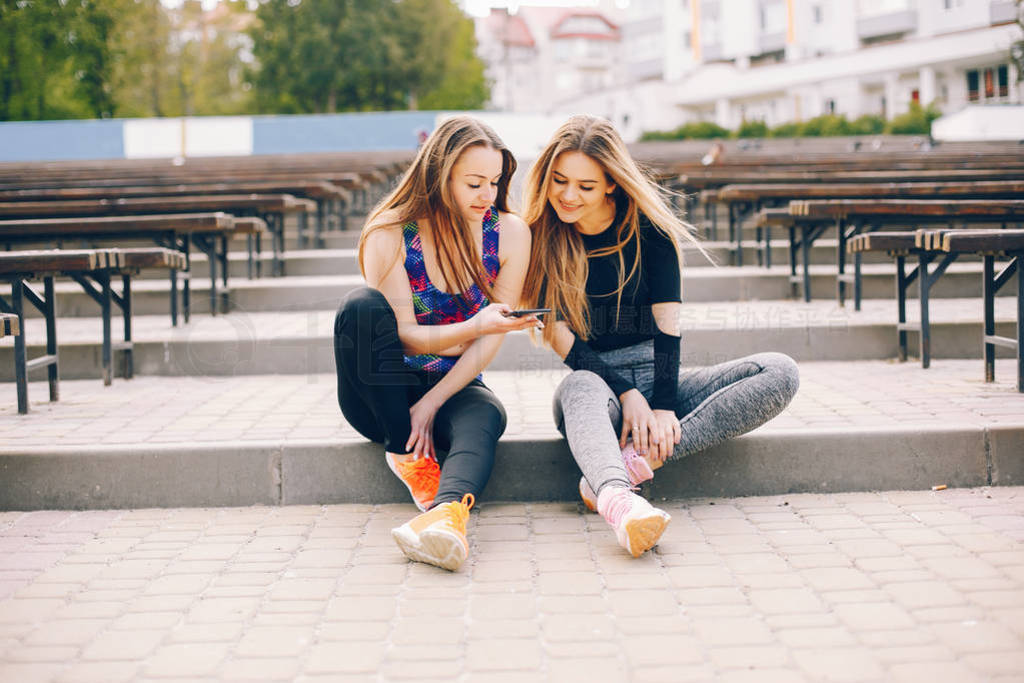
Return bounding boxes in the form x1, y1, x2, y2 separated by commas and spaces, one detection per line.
553, 370, 611, 404
757, 352, 800, 401
552, 370, 616, 425
335, 287, 393, 335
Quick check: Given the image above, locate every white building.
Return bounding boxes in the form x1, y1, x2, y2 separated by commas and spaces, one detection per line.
475, 3, 627, 113
474, 0, 1023, 141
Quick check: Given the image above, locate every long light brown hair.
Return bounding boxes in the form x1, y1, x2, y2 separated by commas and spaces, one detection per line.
522, 115, 701, 345
358, 115, 517, 301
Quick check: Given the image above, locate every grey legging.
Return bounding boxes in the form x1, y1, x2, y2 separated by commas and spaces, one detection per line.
553, 342, 800, 495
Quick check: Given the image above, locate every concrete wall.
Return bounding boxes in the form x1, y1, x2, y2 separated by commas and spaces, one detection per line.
0, 111, 438, 163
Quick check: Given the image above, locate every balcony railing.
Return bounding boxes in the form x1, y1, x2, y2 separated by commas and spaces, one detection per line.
856, 9, 917, 39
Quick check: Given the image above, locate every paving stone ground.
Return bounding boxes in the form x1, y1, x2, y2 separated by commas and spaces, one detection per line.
2, 359, 1023, 447
0, 487, 1022, 682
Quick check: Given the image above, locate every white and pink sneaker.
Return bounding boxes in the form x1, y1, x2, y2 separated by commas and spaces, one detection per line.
579, 442, 655, 512
596, 486, 670, 558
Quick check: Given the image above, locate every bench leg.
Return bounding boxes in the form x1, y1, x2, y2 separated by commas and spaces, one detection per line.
100, 273, 112, 386
918, 253, 932, 369
220, 234, 230, 314
122, 275, 133, 380
12, 280, 28, 414
247, 234, 254, 280
170, 268, 178, 327
44, 276, 58, 401
896, 256, 908, 362
788, 226, 798, 299
764, 224, 771, 269
802, 226, 812, 303
836, 219, 847, 307
1017, 255, 1023, 393
984, 255, 996, 383
183, 236, 192, 325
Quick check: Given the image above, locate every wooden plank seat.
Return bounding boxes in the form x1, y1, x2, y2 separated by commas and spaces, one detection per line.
777, 199, 1024, 306
720, 180, 1024, 268
0, 194, 311, 277
848, 229, 1024, 391
0, 212, 264, 325
0, 247, 185, 413
0, 180, 351, 246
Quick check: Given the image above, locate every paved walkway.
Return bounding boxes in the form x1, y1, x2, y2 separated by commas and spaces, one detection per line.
2, 360, 1023, 448
0, 487, 1022, 682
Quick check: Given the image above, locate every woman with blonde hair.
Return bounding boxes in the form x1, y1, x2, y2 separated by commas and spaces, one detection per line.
334, 116, 541, 571
523, 115, 799, 557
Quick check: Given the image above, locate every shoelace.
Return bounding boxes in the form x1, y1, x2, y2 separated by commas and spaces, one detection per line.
599, 488, 633, 526
446, 493, 475, 533
621, 443, 654, 485
398, 457, 440, 491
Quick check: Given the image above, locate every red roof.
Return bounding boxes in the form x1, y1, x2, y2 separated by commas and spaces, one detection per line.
486, 10, 536, 48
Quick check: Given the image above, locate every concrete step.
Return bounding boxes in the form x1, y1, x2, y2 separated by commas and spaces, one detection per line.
1, 362, 1021, 509
2, 298, 1018, 381
22, 261, 1019, 319
138, 239, 898, 281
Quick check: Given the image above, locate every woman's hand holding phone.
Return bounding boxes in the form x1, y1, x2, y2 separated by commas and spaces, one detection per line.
474, 303, 545, 335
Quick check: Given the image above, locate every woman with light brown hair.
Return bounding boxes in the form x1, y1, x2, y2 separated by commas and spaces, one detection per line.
334, 116, 541, 571
523, 115, 799, 557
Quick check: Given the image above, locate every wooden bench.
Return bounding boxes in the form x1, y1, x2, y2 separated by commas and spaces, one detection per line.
0, 213, 264, 325
0, 247, 185, 413
0, 180, 350, 247
776, 199, 1024, 306
848, 228, 1023, 391
0, 194, 309, 277
720, 180, 1024, 268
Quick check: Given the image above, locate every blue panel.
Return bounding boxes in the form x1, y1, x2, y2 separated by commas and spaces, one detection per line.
252, 112, 438, 155
0, 119, 124, 162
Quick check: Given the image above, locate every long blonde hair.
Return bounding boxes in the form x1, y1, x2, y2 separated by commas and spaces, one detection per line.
522, 115, 700, 345
358, 115, 517, 301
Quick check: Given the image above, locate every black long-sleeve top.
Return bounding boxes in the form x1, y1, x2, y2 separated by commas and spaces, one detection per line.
562, 211, 682, 410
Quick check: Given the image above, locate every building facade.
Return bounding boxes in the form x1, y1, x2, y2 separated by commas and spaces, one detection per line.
474, 0, 1023, 141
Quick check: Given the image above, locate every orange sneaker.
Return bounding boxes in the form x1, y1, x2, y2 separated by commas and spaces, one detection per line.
386, 453, 440, 512
391, 494, 475, 571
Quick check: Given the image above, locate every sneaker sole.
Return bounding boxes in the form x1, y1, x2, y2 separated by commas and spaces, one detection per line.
391, 526, 468, 572
385, 455, 433, 512
622, 511, 671, 558
579, 477, 597, 513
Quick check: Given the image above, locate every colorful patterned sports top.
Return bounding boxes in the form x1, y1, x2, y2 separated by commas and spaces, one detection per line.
401, 207, 501, 375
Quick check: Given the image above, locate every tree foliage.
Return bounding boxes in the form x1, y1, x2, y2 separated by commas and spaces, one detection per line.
247, 0, 489, 113
0, 0, 116, 121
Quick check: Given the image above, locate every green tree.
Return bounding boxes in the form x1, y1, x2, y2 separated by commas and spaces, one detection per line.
0, 0, 116, 121
247, 0, 488, 113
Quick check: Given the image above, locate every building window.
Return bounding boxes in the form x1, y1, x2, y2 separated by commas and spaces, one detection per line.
966, 70, 979, 101
998, 65, 1009, 98
984, 67, 994, 98
813, 5, 823, 23
911, 89, 919, 103
825, 98, 836, 114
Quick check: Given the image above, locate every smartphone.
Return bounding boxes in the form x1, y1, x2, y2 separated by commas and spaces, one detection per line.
506, 308, 551, 318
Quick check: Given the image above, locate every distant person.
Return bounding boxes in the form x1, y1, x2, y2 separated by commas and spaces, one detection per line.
522, 115, 800, 557
701, 141, 725, 166
333, 116, 540, 571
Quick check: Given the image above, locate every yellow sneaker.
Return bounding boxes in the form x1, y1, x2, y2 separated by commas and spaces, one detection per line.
386, 452, 440, 512
391, 494, 475, 571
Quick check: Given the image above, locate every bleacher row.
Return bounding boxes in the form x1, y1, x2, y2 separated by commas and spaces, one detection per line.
0, 151, 409, 413
0, 136, 1022, 509
638, 138, 1024, 391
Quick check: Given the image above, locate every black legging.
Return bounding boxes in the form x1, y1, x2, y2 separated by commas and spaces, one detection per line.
334, 287, 506, 506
